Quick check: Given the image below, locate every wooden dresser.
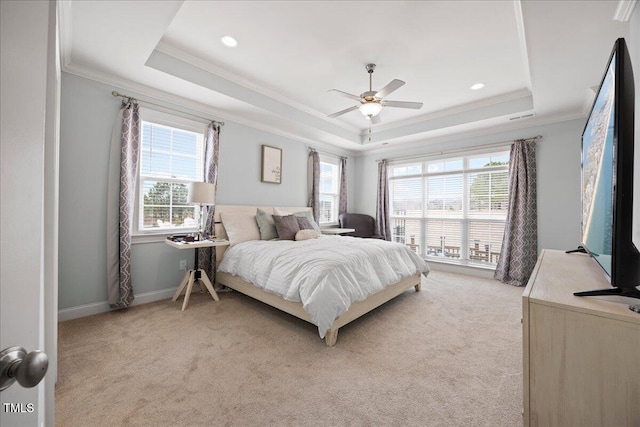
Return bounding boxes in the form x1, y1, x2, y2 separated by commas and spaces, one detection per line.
522, 249, 640, 426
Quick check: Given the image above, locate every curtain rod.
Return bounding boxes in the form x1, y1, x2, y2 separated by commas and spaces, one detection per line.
111, 91, 225, 127
308, 146, 347, 160
376, 135, 541, 163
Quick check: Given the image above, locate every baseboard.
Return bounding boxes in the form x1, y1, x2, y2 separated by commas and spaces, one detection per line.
58, 264, 495, 321
58, 287, 178, 322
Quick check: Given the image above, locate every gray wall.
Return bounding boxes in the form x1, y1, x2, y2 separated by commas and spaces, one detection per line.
352, 119, 585, 254
61, 25, 640, 310
58, 72, 355, 310
59, 74, 115, 309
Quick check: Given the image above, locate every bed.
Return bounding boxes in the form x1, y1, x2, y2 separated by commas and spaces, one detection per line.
213, 205, 429, 346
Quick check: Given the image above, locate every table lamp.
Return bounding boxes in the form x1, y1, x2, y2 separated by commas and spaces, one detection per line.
188, 182, 216, 240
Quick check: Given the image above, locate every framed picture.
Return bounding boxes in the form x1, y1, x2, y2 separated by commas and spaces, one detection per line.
261, 145, 282, 184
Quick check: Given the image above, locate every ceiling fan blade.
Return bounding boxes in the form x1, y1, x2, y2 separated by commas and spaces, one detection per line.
382, 100, 423, 109
328, 89, 362, 102
370, 114, 382, 125
375, 79, 405, 98
328, 105, 359, 118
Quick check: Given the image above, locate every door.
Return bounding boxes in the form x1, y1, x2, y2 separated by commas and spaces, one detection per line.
1, 1, 58, 426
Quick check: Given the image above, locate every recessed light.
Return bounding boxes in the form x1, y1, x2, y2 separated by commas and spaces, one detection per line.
471, 83, 485, 90
221, 36, 238, 48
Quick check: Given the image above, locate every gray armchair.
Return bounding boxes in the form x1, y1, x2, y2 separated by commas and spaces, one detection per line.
338, 213, 383, 239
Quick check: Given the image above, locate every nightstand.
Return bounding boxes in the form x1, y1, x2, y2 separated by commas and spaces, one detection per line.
320, 228, 356, 235
165, 239, 230, 311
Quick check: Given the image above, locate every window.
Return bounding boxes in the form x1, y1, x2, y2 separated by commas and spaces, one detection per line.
135, 111, 205, 235
318, 160, 340, 224
389, 150, 510, 267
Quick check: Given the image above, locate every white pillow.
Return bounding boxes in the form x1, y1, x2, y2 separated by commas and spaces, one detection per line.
220, 212, 260, 246
295, 229, 320, 241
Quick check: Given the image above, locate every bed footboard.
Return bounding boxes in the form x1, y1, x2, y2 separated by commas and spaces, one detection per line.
216, 271, 422, 346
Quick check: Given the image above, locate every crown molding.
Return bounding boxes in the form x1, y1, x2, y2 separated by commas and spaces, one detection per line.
513, 0, 533, 91
155, 41, 360, 135
62, 59, 585, 159
57, 0, 73, 69
59, 57, 585, 158
61, 62, 361, 155
361, 93, 534, 144
613, 0, 637, 21
145, 49, 362, 145
355, 110, 585, 158
367, 88, 533, 135
63, 62, 236, 123
60, 29, 542, 154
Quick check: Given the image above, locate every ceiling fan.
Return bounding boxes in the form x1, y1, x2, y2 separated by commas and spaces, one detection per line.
327, 63, 423, 124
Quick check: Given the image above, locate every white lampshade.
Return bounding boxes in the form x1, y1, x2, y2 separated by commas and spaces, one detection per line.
359, 102, 383, 117
188, 182, 216, 205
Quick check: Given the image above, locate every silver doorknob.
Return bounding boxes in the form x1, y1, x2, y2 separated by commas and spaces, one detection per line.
0, 346, 48, 391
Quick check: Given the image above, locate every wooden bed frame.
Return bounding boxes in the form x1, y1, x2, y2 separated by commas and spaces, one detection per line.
213, 205, 422, 346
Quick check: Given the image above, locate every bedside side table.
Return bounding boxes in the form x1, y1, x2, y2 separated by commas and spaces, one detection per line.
320, 228, 356, 235
165, 239, 230, 311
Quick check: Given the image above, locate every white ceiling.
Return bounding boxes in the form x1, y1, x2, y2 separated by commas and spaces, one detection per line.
60, 0, 632, 152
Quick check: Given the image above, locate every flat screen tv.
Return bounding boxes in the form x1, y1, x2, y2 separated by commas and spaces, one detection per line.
572, 38, 640, 300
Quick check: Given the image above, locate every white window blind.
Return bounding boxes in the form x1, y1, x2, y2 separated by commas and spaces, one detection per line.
319, 160, 339, 224
136, 115, 205, 234
389, 150, 510, 267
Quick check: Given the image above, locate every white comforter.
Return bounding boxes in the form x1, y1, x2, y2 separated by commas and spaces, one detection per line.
218, 236, 430, 338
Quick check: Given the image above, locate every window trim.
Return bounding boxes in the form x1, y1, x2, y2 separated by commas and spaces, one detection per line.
388, 146, 511, 268
132, 108, 208, 240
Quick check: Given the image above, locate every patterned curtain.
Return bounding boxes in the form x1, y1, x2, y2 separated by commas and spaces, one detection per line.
494, 138, 538, 286
197, 122, 220, 283
375, 160, 391, 240
106, 100, 140, 308
339, 157, 348, 216
308, 151, 320, 221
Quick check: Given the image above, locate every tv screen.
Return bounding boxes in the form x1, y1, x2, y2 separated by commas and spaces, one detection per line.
581, 53, 615, 277
575, 38, 640, 300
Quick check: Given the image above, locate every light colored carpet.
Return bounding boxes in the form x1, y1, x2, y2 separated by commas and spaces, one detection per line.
56, 270, 524, 426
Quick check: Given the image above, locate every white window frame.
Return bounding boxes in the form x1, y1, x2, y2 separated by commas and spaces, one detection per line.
388, 146, 510, 268
132, 109, 207, 242
318, 156, 341, 226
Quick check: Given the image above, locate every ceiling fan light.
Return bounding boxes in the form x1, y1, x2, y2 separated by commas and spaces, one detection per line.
359, 102, 383, 117
221, 36, 238, 48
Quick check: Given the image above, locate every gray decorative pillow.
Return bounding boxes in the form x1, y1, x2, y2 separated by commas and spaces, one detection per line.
294, 211, 321, 233
273, 215, 301, 240
273, 208, 321, 233
256, 208, 277, 240
296, 216, 314, 230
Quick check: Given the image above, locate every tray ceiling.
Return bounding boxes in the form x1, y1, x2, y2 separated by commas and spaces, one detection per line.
61, 0, 631, 151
